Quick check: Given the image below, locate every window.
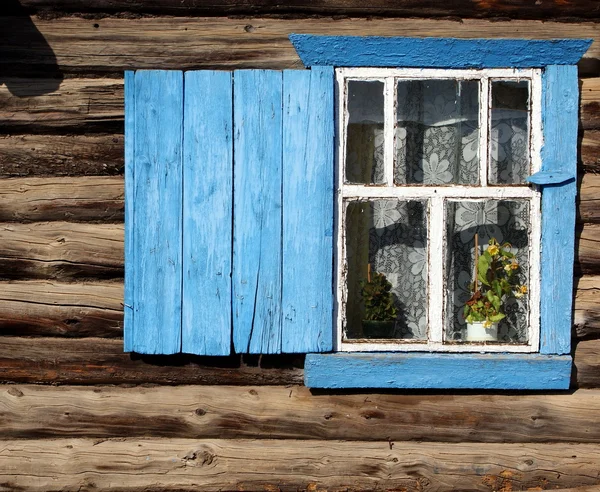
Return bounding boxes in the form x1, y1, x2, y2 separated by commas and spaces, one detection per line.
336, 68, 541, 353
124, 35, 592, 389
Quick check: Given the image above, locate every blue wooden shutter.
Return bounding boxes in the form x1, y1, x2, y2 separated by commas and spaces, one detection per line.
124, 70, 184, 354
232, 67, 335, 354
125, 67, 334, 355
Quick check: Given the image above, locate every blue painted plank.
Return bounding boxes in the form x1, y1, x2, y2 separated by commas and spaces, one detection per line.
289, 35, 592, 68
281, 67, 335, 353
305, 353, 572, 389
123, 70, 135, 353
182, 71, 233, 356
526, 170, 574, 186
539, 65, 579, 355
233, 70, 283, 354
132, 70, 183, 354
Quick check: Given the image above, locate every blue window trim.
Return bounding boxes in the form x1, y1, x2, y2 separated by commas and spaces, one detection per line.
296, 35, 590, 389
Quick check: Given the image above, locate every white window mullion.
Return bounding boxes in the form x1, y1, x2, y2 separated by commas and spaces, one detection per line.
384, 77, 395, 186
479, 77, 490, 187
428, 197, 444, 344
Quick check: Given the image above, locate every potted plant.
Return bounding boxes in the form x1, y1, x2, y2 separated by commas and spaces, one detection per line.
463, 235, 527, 342
360, 266, 398, 339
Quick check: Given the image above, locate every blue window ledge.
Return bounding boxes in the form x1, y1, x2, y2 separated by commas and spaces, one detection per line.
305, 353, 572, 390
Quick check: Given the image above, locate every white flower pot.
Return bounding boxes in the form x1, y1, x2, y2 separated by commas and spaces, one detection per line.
466, 321, 498, 342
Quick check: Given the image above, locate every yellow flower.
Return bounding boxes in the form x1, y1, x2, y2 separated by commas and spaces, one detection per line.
504, 264, 512, 272
487, 244, 499, 256
484, 319, 492, 328
520, 285, 528, 294
511, 261, 519, 270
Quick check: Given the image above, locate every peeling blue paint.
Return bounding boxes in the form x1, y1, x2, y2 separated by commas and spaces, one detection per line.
289, 35, 592, 68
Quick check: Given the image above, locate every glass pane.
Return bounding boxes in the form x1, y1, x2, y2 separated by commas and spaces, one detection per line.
395, 79, 480, 186
445, 200, 530, 343
345, 80, 385, 185
345, 199, 428, 341
489, 80, 530, 185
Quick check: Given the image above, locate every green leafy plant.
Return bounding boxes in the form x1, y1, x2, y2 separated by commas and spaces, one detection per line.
464, 237, 527, 327
360, 271, 398, 322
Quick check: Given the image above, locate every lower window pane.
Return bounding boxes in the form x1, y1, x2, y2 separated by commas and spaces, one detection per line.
345, 199, 428, 341
445, 200, 530, 343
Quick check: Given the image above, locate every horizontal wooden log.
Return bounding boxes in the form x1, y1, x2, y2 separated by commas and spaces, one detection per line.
577, 223, 600, 275
579, 172, 600, 223
581, 130, 600, 173
10, 0, 600, 21
0, 281, 123, 337
3, 384, 600, 443
0, 335, 597, 386
581, 78, 600, 130
0, 176, 124, 222
0, 222, 123, 279
0, 17, 598, 77
574, 276, 600, 339
1, 438, 600, 491
0, 134, 123, 176
0, 337, 303, 385
0, 78, 123, 133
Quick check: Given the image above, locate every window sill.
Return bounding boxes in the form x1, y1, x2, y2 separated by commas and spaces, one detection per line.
305, 352, 571, 389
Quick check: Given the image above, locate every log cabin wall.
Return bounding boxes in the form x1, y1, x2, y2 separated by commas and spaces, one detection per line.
1, 1, 600, 490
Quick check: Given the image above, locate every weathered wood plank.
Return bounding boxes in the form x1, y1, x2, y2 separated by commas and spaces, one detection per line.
0, 335, 597, 386
0, 281, 123, 337
581, 77, 600, 130
182, 70, 232, 356
233, 69, 283, 354
1, 438, 600, 491
0, 134, 123, 176
581, 130, 600, 172
0, 176, 123, 222
11, 0, 600, 21
281, 67, 334, 353
577, 223, 600, 275
128, 70, 183, 355
579, 172, 600, 223
0, 337, 302, 385
0, 17, 598, 76
5, 385, 600, 443
0, 78, 123, 132
0, 222, 123, 279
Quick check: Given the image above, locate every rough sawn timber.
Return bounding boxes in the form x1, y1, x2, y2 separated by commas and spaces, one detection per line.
0, 176, 124, 222
11, 0, 600, 20
2, 438, 600, 491
0, 222, 123, 279
1, 17, 599, 76
0, 134, 123, 177
0, 280, 123, 337
575, 276, 600, 339
4, 385, 600, 443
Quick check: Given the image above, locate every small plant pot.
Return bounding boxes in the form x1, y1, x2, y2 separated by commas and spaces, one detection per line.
466, 321, 498, 342
362, 320, 395, 339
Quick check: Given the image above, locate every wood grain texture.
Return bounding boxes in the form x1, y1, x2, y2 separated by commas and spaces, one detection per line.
0, 337, 302, 385
5, 384, 600, 443
581, 77, 600, 130
123, 70, 134, 352
574, 276, 600, 339
2, 438, 600, 491
0, 335, 598, 386
0, 78, 123, 132
233, 70, 283, 354
0, 134, 123, 176
10, 0, 600, 21
0, 176, 123, 222
129, 70, 183, 355
1, 16, 599, 76
281, 67, 334, 353
577, 223, 600, 275
0, 280, 122, 337
581, 130, 600, 172
579, 173, 600, 223
0, 222, 123, 279
539, 65, 578, 355
182, 71, 232, 356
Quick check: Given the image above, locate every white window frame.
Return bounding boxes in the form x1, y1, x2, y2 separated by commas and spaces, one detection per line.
335, 67, 543, 353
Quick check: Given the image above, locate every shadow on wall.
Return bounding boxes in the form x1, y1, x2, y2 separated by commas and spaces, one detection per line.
0, 0, 63, 96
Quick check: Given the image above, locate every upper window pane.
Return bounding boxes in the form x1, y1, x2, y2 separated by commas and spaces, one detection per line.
489, 80, 531, 185
345, 80, 385, 185
395, 79, 480, 186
